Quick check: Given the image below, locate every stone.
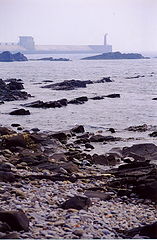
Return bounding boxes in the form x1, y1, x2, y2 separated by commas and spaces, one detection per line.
149, 131, 157, 137
0, 51, 28, 62
60, 195, 92, 210
0, 210, 29, 231
71, 125, 85, 134
135, 181, 157, 202
0, 171, 15, 182
4, 134, 26, 148
9, 109, 30, 115
126, 124, 148, 132
105, 94, 120, 98
51, 132, 67, 143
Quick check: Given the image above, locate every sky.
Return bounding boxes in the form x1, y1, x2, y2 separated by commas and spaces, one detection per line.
0, 0, 157, 52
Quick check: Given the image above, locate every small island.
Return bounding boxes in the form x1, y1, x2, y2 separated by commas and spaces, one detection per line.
0, 51, 28, 62
32, 57, 71, 61
81, 51, 149, 60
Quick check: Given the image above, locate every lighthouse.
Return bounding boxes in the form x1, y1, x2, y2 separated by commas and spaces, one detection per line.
104, 33, 108, 46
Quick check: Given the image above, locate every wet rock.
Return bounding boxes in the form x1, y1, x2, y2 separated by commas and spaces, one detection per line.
0, 210, 29, 231
0, 163, 11, 172
149, 131, 157, 137
125, 74, 145, 79
90, 135, 116, 142
108, 128, 116, 133
60, 195, 92, 210
124, 221, 157, 239
126, 124, 148, 132
4, 134, 27, 148
85, 143, 94, 149
0, 127, 14, 136
105, 94, 120, 98
0, 221, 11, 232
122, 143, 157, 162
0, 79, 30, 102
9, 109, 30, 115
135, 181, 157, 202
95, 77, 112, 83
91, 96, 104, 100
42, 79, 93, 90
3, 232, 20, 239
0, 171, 15, 182
11, 123, 21, 127
51, 132, 67, 143
68, 96, 88, 104
92, 154, 118, 165
152, 97, 157, 100
71, 125, 85, 134
23, 99, 68, 108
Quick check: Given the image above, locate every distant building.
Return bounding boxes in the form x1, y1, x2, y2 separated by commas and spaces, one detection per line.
0, 34, 112, 54
18, 36, 35, 50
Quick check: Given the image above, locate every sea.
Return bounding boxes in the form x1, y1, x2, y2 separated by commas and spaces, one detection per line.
0, 53, 157, 149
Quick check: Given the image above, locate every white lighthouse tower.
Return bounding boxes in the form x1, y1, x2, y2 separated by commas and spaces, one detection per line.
104, 33, 108, 46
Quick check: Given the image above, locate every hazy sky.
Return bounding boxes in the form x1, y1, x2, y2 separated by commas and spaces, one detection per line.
0, 0, 157, 52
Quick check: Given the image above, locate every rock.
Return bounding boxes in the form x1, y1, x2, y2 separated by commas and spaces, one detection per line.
124, 222, 157, 239
95, 77, 112, 83
0, 210, 29, 231
152, 97, 157, 100
35, 57, 71, 61
23, 99, 68, 108
108, 128, 115, 133
0, 79, 30, 102
42, 79, 93, 91
4, 134, 27, 148
81, 52, 147, 60
91, 96, 104, 100
11, 123, 21, 127
68, 96, 88, 104
51, 132, 67, 143
105, 94, 120, 98
9, 109, 30, 115
85, 143, 94, 149
0, 51, 28, 62
0, 127, 14, 136
92, 154, 118, 165
122, 143, 157, 162
0, 163, 11, 172
60, 195, 92, 210
134, 181, 157, 202
0, 221, 11, 232
126, 124, 148, 132
125, 75, 145, 79
7, 79, 24, 90
0, 171, 15, 182
149, 131, 157, 137
71, 125, 85, 134
90, 135, 116, 142
73, 229, 84, 237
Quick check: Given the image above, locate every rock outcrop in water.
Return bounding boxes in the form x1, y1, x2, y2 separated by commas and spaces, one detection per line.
0, 79, 31, 101
81, 52, 148, 60
0, 51, 28, 62
42, 78, 113, 91
34, 57, 71, 61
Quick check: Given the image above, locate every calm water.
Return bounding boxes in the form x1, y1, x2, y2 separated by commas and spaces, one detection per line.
0, 54, 157, 137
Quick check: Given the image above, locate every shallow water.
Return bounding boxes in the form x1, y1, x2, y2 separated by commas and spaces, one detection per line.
0, 54, 157, 137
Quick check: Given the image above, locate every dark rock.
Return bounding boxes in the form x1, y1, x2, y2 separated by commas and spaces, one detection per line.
122, 143, 157, 162
109, 128, 115, 133
91, 96, 104, 100
92, 154, 118, 165
126, 124, 148, 132
31, 128, 40, 132
85, 143, 94, 149
0, 51, 28, 62
90, 135, 116, 142
51, 132, 67, 143
42, 79, 93, 91
0, 163, 11, 172
0, 171, 15, 182
95, 77, 112, 83
0, 210, 29, 231
9, 108, 30, 115
134, 181, 157, 202
4, 134, 26, 148
126, 75, 145, 79
23, 99, 68, 108
105, 94, 120, 98
71, 125, 85, 134
11, 123, 21, 127
68, 96, 88, 104
149, 131, 157, 137
7, 79, 24, 90
0, 127, 14, 136
124, 221, 157, 239
35, 57, 71, 61
0, 221, 11, 232
152, 97, 157, 100
60, 195, 92, 210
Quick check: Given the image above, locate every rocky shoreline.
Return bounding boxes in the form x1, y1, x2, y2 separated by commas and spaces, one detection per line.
0, 123, 157, 239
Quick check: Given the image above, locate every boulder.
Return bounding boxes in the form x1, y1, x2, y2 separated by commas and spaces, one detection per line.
71, 125, 85, 134
149, 131, 157, 137
51, 132, 67, 143
0, 51, 28, 62
124, 222, 157, 239
105, 94, 120, 98
68, 96, 88, 104
9, 109, 30, 115
0, 210, 29, 231
60, 195, 92, 210
126, 124, 148, 132
134, 181, 157, 202
122, 143, 157, 162
4, 134, 27, 148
